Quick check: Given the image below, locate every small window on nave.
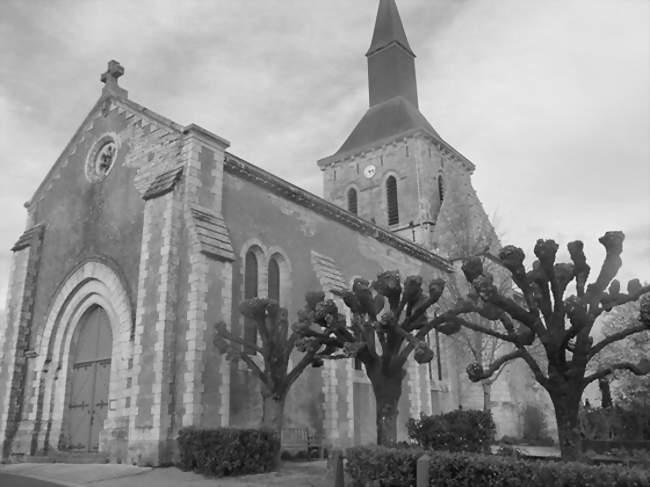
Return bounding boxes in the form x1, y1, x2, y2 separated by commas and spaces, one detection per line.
244, 250, 259, 354
347, 188, 358, 215
386, 175, 399, 226
268, 257, 280, 303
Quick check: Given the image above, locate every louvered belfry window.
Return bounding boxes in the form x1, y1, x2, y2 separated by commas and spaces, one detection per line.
244, 250, 258, 354
386, 176, 399, 225
347, 188, 358, 215
438, 174, 445, 204
268, 257, 280, 303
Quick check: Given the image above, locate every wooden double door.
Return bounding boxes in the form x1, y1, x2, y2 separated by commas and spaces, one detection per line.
66, 305, 112, 451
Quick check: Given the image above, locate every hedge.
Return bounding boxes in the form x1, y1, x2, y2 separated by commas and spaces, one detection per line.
345, 446, 650, 487
407, 409, 495, 452
346, 445, 424, 486
177, 427, 280, 477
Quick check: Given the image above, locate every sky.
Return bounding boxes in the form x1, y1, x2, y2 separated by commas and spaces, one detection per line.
0, 0, 648, 307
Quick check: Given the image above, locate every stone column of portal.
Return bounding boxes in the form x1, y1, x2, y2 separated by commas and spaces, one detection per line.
128, 186, 181, 466
0, 223, 44, 458
179, 125, 231, 430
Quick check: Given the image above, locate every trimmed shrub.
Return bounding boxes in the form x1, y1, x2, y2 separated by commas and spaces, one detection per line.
177, 427, 280, 477
345, 445, 423, 486
345, 446, 650, 487
407, 409, 495, 452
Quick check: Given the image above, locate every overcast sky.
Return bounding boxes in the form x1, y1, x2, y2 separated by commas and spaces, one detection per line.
0, 0, 648, 307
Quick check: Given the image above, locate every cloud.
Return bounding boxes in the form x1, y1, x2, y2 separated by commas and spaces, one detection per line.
0, 0, 648, 305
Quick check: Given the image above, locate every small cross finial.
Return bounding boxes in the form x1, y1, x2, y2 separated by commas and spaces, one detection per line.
100, 60, 127, 98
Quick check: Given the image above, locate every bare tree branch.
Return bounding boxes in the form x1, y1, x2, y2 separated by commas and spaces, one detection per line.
237, 351, 270, 387
218, 327, 264, 355
589, 321, 648, 358
583, 360, 650, 386
286, 349, 317, 387
467, 350, 525, 382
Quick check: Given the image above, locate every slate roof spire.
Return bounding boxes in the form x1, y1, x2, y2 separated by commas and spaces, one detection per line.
367, 0, 414, 57
319, 0, 440, 161
366, 0, 418, 108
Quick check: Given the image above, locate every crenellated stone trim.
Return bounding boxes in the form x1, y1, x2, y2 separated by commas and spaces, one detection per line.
26, 96, 183, 208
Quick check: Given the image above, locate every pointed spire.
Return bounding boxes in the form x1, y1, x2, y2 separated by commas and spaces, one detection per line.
367, 0, 414, 57
366, 0, 418, 108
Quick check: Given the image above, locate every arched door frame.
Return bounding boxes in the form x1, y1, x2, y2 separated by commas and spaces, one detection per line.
29, 259, 133, 453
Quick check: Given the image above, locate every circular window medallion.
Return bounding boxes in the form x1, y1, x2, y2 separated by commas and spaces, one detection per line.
86, 135, 118, 182
363, 164, 376, 179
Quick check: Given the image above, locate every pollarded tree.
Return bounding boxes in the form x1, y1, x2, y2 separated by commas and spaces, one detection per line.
214, 298, 332, 440
434, 232, 650, 459
293, 273, 471, 446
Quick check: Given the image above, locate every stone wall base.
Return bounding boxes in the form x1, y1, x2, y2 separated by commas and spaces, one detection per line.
127, 438, 175, 466
10, 420, 36, 456
100, 416, 130, 463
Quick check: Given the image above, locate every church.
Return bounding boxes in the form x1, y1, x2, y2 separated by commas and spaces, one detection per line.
0, 0, 531, 465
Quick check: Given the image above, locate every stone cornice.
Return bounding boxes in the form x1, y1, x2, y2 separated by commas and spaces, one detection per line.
224, 152, 453, 272
317, 128, 475, 173
182, 123, 230, 150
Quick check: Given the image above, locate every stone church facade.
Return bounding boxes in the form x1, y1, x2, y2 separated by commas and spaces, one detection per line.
0, 1, 529, 465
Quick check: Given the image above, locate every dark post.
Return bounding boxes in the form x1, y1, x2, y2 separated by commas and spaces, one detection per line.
417, 453, 431, 487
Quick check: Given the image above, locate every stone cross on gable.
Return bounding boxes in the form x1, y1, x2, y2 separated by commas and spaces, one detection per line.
100, 60, 127, 98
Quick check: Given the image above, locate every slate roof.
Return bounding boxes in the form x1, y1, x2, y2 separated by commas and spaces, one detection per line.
189, 205, 236, 262
143, 166, 184, 200
335, 96, 439, 156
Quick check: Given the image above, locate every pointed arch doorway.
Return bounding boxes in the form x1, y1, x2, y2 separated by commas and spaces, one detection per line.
65, 305, 112, 451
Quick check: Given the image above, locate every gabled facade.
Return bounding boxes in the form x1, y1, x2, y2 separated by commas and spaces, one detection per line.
0, 0, 528, 466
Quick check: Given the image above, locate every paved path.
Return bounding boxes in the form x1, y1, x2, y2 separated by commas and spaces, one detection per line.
0, 472, 69, 487
0, 462, 328, 487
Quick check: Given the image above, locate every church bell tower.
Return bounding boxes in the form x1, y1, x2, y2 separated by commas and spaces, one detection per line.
318, 0, 479, 253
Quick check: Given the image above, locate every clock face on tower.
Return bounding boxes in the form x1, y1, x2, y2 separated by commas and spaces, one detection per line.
363, 164, 376, 179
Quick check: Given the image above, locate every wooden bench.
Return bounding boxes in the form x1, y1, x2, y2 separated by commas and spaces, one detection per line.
281, 427, 324, 458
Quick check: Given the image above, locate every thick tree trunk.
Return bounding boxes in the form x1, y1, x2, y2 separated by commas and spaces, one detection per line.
551, 392, 582, 461
262, 393, 286, 467
482, 382, 492, 412
371, 375, 404, 446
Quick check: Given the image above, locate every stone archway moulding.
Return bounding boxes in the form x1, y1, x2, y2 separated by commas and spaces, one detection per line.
28, 259, 134, 452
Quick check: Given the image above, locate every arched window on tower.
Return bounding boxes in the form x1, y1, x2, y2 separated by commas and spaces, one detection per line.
438, 174, 445, 205
347, 188, 358, 215
386, 175, 399, 225
244, 250, 259, 354
268, 257, 280, 303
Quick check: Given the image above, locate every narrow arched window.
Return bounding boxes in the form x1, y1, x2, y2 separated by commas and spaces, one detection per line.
268, 257, 280, 303
386, 176, 399, 225
347, 188, 358, 215
438, 174, 445, 205
244, 250, 259, 353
